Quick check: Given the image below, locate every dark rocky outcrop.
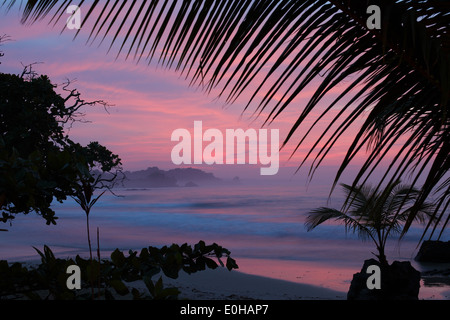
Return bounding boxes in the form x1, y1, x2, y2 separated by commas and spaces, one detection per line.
347, 259, 421, 300
121, 167, 221, 188
415, 240, 450, 263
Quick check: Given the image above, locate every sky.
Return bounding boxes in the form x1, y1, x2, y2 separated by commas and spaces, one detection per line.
0, 4, 385, 185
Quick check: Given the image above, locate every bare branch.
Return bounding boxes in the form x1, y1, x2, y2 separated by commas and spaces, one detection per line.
19, 62, 43, 80
0, 34, 12, 64
57, 78, 114, 128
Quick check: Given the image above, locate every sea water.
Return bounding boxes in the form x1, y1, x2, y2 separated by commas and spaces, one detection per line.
1, 181, 449, 299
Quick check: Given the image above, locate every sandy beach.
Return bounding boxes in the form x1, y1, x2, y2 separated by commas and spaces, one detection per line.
5, 253, 450, 300
152, 268, 346, 300
4, 256, 349, 300
3, 260, 346, 300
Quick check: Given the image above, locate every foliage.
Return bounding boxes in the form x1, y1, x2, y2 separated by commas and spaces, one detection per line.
305, 180, 435, 265
0, 242, 238, 300
0, 62, 118, 229
69, 141, 123, 218
5, 0, 449, 239
68, 140, 123, 261
69, 141, 123, 190
0, 71, 81, 225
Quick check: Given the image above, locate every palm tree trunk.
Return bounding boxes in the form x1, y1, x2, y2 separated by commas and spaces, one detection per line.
377, 243, 388, 266
85, 208, 96, 299
86, 210, 92, 261
376, 229, 389, 266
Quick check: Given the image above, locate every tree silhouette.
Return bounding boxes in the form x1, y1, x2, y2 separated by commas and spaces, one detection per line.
306, 181, 434, 266
0, 64, 119, 228
69, 141, 122, 262
3, 0, 449, 240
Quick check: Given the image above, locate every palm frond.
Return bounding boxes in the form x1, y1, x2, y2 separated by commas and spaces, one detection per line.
305, 207, 374, 242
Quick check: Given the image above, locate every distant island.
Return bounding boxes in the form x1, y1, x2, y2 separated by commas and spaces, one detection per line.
118, 167, 239, 188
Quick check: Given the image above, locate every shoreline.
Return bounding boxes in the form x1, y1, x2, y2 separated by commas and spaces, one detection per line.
159, 268, 346, 300
2, 250, 450, 300
3, 255, 450, 300
1, 256, 347, 300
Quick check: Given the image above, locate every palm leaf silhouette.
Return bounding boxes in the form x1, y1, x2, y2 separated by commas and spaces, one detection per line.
306, 181, 435, 264
3, 0, 449, 240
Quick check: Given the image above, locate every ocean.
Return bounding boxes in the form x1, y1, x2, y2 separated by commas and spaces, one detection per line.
1, 181, 449, 299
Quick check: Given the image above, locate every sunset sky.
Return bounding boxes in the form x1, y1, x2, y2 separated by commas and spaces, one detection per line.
0, 6, 380, 184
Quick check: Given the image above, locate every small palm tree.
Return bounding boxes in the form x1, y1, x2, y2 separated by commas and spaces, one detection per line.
305, 180, 434, 266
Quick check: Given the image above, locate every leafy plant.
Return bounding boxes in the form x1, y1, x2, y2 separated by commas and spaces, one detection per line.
69, 141, 123, 260
0, 242, 238, 300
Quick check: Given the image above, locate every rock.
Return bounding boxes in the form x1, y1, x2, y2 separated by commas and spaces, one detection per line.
347, 259, 421, 300
415, 240, 450, 263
